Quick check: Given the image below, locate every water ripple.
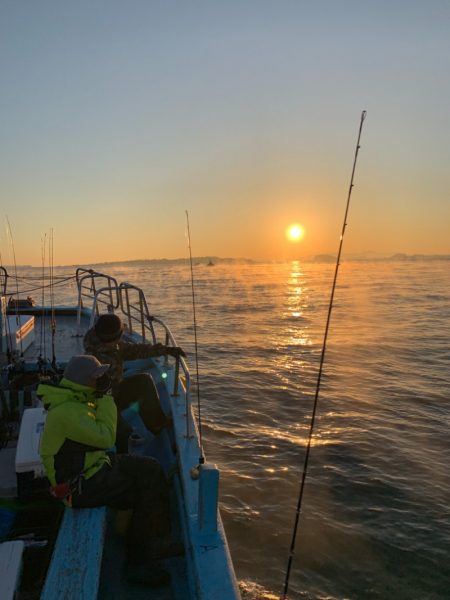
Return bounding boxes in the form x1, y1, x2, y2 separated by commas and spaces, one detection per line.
39, 260, 450, 600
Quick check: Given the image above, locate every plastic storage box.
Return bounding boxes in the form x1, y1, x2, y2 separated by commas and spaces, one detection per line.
6, 315, 35, 353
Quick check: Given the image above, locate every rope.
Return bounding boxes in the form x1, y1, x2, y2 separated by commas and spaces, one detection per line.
4, 275, 76, 297
8, 273, 74, 281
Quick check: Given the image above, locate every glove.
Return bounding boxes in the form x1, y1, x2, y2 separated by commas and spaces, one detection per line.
166, 346, 186, 359
152, 342, 166, 355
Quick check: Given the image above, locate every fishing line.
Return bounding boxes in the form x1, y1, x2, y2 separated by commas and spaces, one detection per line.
185, 210, 205, 464
281, 110, 367, 600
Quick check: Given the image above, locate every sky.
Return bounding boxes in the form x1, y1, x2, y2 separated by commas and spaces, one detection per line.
0, 1, 449, 265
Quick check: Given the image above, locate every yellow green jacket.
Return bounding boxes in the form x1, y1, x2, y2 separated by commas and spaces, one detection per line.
38, 378, 117, 486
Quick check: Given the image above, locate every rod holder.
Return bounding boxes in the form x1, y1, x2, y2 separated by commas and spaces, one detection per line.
198, 464, 219, 534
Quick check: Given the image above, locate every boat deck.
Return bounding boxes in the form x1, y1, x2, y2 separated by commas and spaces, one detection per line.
2, 267, 240, 600
1, 308, 191, 599
98, 408, 190, 599
21, 310, 90, 363
99, 490, 188, 600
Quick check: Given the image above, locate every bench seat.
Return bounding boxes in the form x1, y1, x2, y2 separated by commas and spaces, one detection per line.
0, 541, 25, 600
41, 506, 107, 600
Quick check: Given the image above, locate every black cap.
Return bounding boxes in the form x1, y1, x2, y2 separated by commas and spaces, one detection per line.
94, 314, 124, 342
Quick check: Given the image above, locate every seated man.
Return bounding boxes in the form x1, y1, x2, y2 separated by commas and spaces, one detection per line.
84, 314, 185, 452
38, 355, 182, 587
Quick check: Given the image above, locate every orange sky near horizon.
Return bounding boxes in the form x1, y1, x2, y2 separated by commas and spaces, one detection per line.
1, 3, 449, 267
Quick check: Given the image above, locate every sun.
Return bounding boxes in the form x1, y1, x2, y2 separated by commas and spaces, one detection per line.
286, 223, 305, 242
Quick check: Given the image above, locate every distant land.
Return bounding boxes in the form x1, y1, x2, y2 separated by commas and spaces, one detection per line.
4, 254, 450, 269
68, 253, 450, 267
74, 256, 255, 268
305, 253, 450, 263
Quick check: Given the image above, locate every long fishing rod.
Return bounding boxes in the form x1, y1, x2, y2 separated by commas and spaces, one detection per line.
185, 210, 205, 465
281, 110, 367, 600
49, 228, 57, 369
39, 234, 47, 368
0, 237, 13, 360
6, 217, 24, 357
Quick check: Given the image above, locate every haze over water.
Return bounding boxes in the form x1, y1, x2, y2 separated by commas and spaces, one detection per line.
18, 258, 450, 599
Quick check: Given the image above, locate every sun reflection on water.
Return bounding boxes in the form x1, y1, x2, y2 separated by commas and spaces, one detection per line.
284, 261, 312, 347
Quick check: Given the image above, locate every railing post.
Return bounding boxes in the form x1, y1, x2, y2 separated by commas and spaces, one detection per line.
163, 331, 170, 369
172, 355, 180, 397
198, 464, 219, 534
0, 296, 6, 353
124, 287, 132, 333
139, 292, 145, 341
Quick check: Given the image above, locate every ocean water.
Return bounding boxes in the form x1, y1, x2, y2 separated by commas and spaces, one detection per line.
13, 259, 450, 599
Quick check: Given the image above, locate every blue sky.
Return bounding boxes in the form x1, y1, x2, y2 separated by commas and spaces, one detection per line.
1, 1, 449, 264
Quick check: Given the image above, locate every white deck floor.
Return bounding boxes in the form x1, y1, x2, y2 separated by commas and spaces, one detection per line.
22, 314, 89, 363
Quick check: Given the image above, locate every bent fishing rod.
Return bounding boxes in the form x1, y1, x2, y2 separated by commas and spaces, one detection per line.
281, 110, 367, 600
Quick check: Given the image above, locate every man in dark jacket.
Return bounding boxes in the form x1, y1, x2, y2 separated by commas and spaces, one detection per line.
84, 313, 185, 452
39, 355, 182, 587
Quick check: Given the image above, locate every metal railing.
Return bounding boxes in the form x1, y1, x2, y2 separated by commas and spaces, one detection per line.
0, 266, 8, 297
119, 282, 156, 344
76, 268, 120, 325
76, 269, 190, 401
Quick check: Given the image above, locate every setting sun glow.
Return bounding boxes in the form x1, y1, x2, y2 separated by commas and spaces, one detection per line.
286, 224, 305, 242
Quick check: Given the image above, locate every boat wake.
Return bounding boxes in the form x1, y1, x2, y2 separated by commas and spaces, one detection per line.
239, 579, 280, 599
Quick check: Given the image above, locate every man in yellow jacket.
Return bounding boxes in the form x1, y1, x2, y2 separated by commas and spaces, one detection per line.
39, 355, 115, 489
39, 354, 181, 587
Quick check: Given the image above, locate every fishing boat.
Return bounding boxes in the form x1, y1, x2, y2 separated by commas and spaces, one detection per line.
0, 266, 241, 599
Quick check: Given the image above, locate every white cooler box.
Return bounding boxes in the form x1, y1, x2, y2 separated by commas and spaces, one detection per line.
0, 541, 25, 600
15, 407, 47, 499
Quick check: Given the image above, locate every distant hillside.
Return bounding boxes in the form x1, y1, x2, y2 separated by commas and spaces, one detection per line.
303, 253, 450, 263
4, 253, 450, 269
69, 256, 256, 268
385, 253, 450, 262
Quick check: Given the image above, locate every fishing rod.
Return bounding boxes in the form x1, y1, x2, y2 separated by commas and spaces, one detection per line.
185, 210, 205, 466
0, 239, 13, 361
39, 234, 47, 369
281, 110, 367, 600
6, 217, 24, 357
49, 228, 57, 369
